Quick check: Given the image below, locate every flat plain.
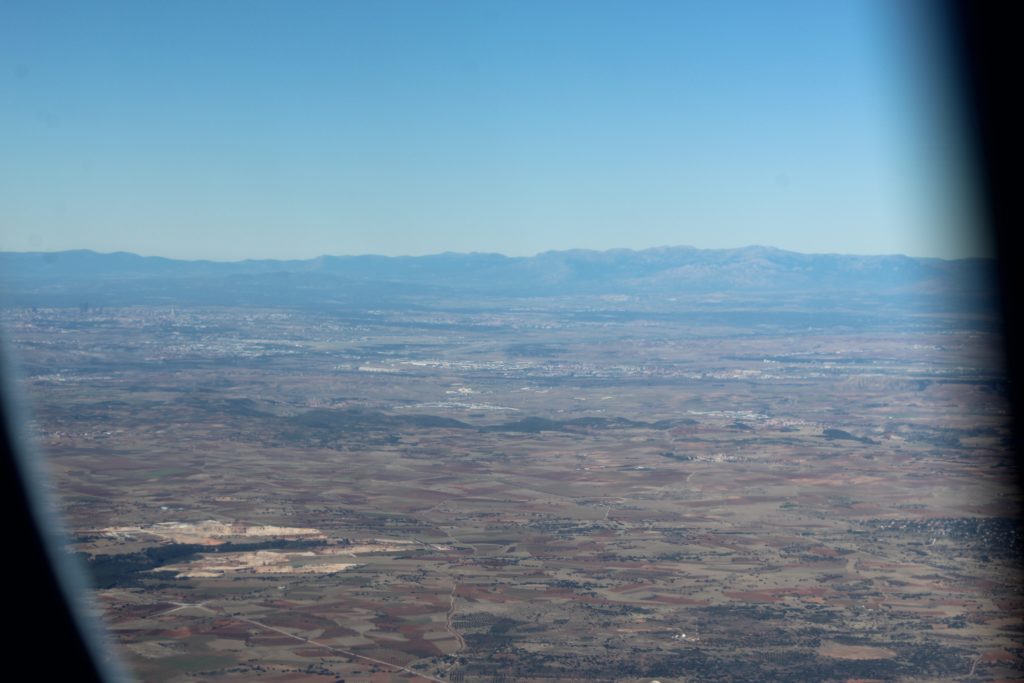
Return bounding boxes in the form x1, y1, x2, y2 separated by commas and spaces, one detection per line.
4, 286, 1020, 682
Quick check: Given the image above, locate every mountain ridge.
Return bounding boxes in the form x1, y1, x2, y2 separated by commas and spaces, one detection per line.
0, 246, 996, 309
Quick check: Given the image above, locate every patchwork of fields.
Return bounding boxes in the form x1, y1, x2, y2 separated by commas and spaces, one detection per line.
5, 294, 1019, 682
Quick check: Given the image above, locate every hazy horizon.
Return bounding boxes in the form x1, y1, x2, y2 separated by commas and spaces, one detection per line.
0, 242, 994, 263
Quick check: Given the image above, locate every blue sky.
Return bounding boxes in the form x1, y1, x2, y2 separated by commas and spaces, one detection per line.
0, 1, 983, 260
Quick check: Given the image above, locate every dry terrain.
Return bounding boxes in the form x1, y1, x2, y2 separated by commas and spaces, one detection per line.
3, 293, 1020, 682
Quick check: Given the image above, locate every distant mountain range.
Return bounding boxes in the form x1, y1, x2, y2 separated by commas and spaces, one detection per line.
0, 246, 997, 310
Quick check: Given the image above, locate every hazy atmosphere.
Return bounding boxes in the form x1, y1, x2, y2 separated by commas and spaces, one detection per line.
3, 4, 1020, 681
1, 0, 984, 260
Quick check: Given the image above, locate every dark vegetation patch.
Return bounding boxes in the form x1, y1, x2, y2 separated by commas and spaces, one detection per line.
861, 516, 1022, 559
180, 397, 274, 418
289, 409, 471, 433
822, 428, 876, 444
660, 451, 694, 462
80, 539, 327, 588
456, 647, 908, 683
